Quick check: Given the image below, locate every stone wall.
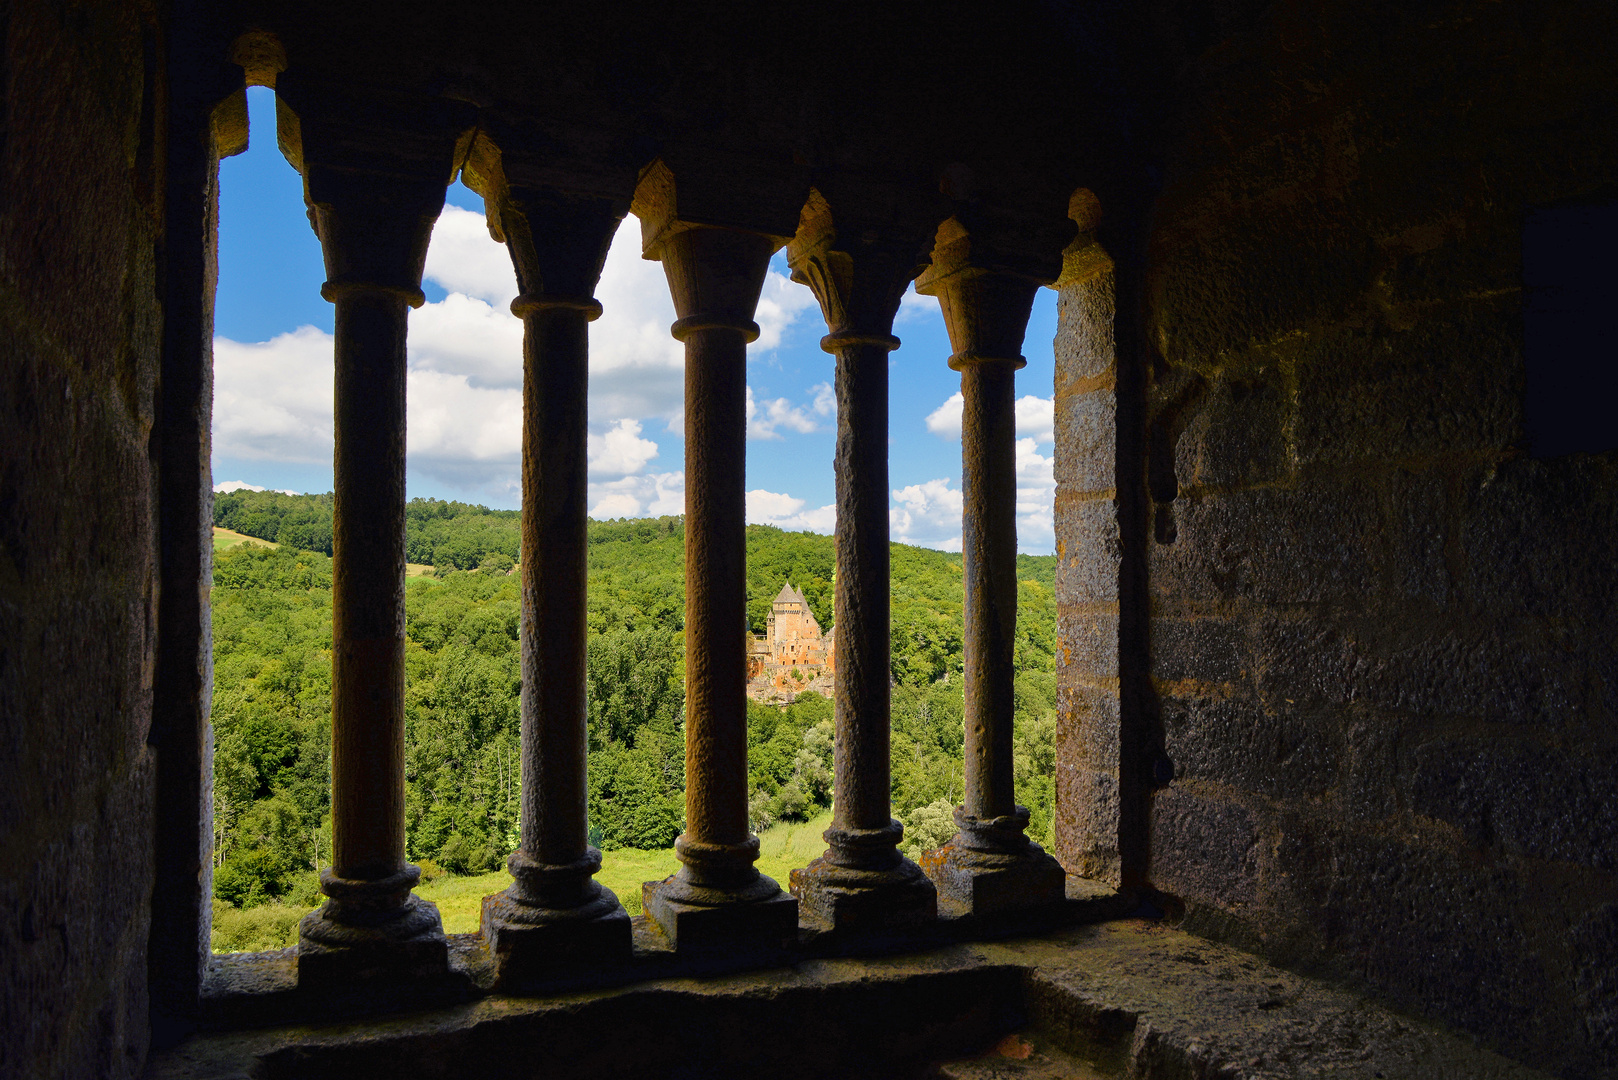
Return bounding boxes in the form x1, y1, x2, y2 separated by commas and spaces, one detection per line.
0, 2, 166, 1076
1053, 2, 1618, 1075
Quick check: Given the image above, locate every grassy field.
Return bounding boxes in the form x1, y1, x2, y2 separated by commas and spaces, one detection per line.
211, 526, 433, 576
213, 526, 277, 552
416, 810, 834, 932
209, 810, 836, 948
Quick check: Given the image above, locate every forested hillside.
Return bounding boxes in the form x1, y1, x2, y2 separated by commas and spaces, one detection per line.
214, 489, 522, 571
208, 500, 1058, 916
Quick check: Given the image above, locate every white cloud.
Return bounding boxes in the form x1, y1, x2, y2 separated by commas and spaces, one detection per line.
423, 204, 517, 308
587, 419, 659, 476
890, 478, 963, 551
747, 384, 827, 440
1014, 437, 1056, 552
214, 480, 298, 495
895, 282, 939, 325
923, 392, 1055, 444
888, 446, 1055, 554
751, 269, 816, 354
407, 292, 524, 389
403, 369, 522, 499
210, 207, 840, 521
924, 394, 962, 439
747, 489, 836, 533
419, 209, 692, 425
588, 470, 685, 520
811, 381, 836, 418
1016, 396, 1056, 444
213, 326, 335, 464
748, 488, 804, 519
590, 225, 686, 426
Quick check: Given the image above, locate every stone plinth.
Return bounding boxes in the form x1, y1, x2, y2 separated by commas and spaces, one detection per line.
789, 857, 937, 934
921, 807, 1066, 917
481, 886, 631, 982
642, 875, 799, 952
297, 868, 449, 985
922, 843, 1067, 916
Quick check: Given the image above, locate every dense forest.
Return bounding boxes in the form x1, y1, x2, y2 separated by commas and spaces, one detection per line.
209, 494, 1058, 911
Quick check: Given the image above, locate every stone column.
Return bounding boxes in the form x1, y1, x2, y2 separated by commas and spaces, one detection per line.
784, 190, 937, 933
478, 186, 633, 979
296, 166, 453, 984
634, 165, 799, 950
915, 219, 1067, 916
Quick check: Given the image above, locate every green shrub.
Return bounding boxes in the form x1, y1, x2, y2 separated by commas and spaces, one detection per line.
210, 898, 306, 953
901, 799, 958, 860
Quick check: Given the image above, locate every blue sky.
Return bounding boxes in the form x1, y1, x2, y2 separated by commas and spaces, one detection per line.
213, 87, 1060, 552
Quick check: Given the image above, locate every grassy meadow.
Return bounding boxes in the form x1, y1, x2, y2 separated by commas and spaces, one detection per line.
212, 525, 433, 575
213, 526, 276, 552
209, 809, 836, 950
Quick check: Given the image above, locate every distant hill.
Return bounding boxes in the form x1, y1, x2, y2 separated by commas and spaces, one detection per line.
214, 491, 1057, 614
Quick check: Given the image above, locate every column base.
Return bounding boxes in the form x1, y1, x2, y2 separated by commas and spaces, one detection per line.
481, 882, 631, 985
297, 893, 449, 985
920, 840, 1067, 916
642, 873, 799, 952
789, 855, 937, 934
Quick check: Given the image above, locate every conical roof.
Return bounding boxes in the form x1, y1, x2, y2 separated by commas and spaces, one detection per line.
774, 582, 805, 604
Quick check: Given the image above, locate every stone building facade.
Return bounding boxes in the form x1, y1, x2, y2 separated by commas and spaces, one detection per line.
747, 583, 836, 701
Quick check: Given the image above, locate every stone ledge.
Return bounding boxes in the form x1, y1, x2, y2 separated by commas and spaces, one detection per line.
152, 919, 1552, 1080
189, 877, 1135, 1032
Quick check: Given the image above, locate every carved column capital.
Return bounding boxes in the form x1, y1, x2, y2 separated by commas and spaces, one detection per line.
915, 218, 1046, 371
1053, 187, 1111, 289
784, 188, 931, 354
632, 159, 792, 342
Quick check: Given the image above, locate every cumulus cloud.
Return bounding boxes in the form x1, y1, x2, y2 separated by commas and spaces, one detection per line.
811, 381, 836, 418
895, 283, 940, 325
889, 439, 1056, 554
923, 392, 1056, 444
746, 382, 833, 440
423, 205, 518, 307
1014, 437, 1056, 552
751, 269, 817, 353
1015, 396, 1055, 444
213, 327, 335, 464
213, 205, 825, 517
747, 489, 836, 533
589, 225, 687, 425
890, 478, 963, 551
588, 470, 685, 520
215, 480, 298, 495
407, 292, 524, 389
587, 419, 660, 476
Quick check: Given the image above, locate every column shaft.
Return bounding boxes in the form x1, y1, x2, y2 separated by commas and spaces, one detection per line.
915, 239, 1065, 915
476, 185, 630, 980
682, 322, 753, 867
635, 210, 798, 949
518, 307, 591, 879
330, 289, 410, 881
832, 342, 892, 835
783, 197, 936, 931
290, 123, 462, 981
959, 360, 1020, 823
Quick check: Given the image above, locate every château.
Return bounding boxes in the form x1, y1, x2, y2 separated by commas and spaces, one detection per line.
747, 582, 836, 702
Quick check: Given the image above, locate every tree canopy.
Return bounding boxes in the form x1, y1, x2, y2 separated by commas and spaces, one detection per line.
208, 502, 1059, 911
